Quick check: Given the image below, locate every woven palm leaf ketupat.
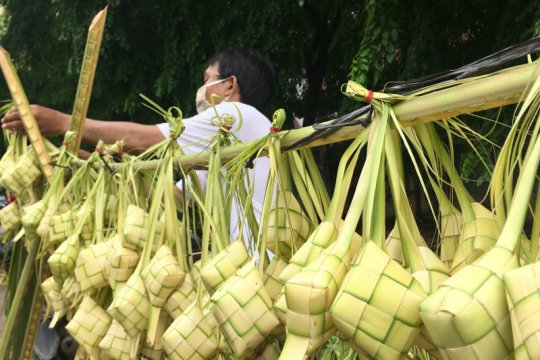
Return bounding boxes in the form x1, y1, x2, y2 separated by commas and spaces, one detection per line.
141, 245, 185, 346
278, 130, 367, 283
20, 199, 47, 242
503, 261, 540, 359
165, 261, 204, 319
123, 204, 164, 252
162, 300, 219, 360
263, 113, 314, 260
200, 239, 250, 294
265, 189, 313, 259
48, 232, 81, 283
211, 261, 280, 358
0, 200, 21, 233
416, 124, 501, 274
99, 319, 135, 360
65, 295, 112, 360
385, 224, 404, 264
48, 210, 76, 245
332, 240, 427, 359
263, 256, 288, 302
328, 82, 428, 359
450, 202, 501, 273
384, 127, 451, 295
74, 241, 111, 292
419, 75, 540, 359
107, 271, 150, 339
40, 276, 67, 327
106, 236, 140, 291
433, 182, 464, 268
280, 109, 388, 359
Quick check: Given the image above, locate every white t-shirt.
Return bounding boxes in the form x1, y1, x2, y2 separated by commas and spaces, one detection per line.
156, 102, 271, 251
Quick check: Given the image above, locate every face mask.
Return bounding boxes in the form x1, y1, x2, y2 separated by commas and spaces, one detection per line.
195, 77, 231, 114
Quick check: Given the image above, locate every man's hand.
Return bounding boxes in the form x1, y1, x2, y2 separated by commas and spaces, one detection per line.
1, 105, 70, 137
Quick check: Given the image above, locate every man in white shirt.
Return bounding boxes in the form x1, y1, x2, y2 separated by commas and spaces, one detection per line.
2, 46, 276, 247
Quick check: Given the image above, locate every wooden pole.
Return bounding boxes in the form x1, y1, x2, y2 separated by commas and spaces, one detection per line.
81, 61, 540, 172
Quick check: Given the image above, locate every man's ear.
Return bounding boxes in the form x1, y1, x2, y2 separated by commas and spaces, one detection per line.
228, 75, 240, 96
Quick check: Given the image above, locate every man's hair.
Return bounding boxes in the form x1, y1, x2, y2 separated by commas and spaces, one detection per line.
206, 46, 275, 112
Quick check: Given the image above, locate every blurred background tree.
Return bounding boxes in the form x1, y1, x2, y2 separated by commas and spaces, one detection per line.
0, 0, 539, 185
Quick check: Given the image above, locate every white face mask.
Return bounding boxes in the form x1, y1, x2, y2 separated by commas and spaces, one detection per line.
195, 77, 231, 114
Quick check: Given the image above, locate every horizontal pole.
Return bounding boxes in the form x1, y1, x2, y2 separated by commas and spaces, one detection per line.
77, 61, 540, 172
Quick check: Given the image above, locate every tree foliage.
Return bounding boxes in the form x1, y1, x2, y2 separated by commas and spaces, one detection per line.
0, 0, 539, 125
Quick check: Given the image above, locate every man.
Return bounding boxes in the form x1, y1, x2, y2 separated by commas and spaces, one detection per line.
2, 46, 275, 246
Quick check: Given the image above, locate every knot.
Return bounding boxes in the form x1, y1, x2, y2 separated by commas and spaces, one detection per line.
95, 147, 102, 154
366, 89, 374, 103
62, 141, 69, 147
270, 126, 281, 133
7, 194, 16, 204
220, 124, 232, 132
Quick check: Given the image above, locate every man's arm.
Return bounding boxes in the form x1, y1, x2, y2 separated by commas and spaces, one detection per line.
1, 105, 164, 154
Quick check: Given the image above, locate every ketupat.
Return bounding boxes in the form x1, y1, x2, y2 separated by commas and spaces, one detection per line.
419, 74, 540, 359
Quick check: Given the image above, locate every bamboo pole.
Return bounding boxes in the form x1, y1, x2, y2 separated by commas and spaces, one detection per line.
0, 9, 106, 358
0, 238, 39, 358
0, 48, 54, 182
69, 6, 108, 153
80, 61, 539, 172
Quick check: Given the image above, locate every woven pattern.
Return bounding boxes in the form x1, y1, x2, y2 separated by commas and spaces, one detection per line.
43, 276, 71, 327
331, 241, 427, 359
0, 153, 14, 180
279, 221, 338, 283
165, 261, 203, 319
75, 241, 111, 292
439, 209, 463, 268
283, 241, 350, 354
98, 320, 133, 360
48, 234, 80, 282
12, 153, 41, 191
201, 239, 249, 294
263, 256, 288, 302
413, 245, 451, 294
255, 342, 280, 360
420, 246, 515, 360
37, 202, 65, 238
48, 210, 75, 244
273, 290, 287, 323
385, 225, 403, 264
41, 276, 66, 323
165, 273, 197, 319
504, 261, 540, 360
211, 262, 280, 358
108, 273, 150, 338
266, 191, 312, 259
142, 245, 185, 307
66, 296, 112, 359
21, 200, 47, 239
0, 201, 21, 232
451, 203, 500, 273
123, 204, 164, 251
141, 340, 163, 360
78, 208, 95, 247
0, 165, 23, 195
106, 237, 140, 290
162, 301, 218, 360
